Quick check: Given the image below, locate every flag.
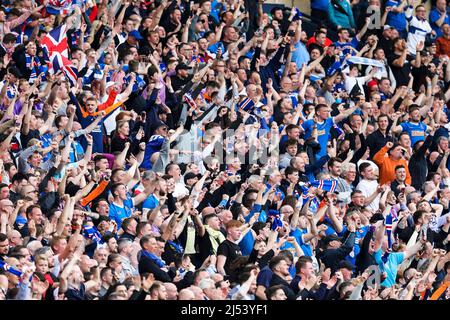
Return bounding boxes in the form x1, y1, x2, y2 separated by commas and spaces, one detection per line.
238, 97, 255, 112
46, 0, 74, 15
41, 24, 69, 59
0, 260, 23, 277
42, 24, 78, 86
83, 225, 102, 243
51, 52, 78, 86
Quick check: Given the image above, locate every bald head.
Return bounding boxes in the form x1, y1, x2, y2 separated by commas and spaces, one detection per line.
201, 207, 215, 218
0, 200, 13, 214
178, 288, 195, 300
210, 273, 224, 283
163, 282, 178, 300
188, 285, 205, 300
7, 230, 22, 246
0, 200, 13, 207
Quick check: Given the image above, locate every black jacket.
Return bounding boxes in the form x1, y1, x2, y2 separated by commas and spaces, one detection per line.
319, 232, 356, 272
138, 254, 174, 282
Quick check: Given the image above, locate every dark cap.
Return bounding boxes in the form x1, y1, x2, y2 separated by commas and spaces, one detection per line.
176, 62, 192, 72
128, 30, 143, 40
337, 260, 356, 271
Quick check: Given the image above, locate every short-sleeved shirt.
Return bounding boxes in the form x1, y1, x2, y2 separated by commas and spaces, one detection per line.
109, 196, 134, 230
20, 128, 40, 149
400, 121, 427, 146
333, 38, 360, 56
301, 118, 334, 159
290, 227, 313, 257
217, 239, 243, 275
388, 53, 412, 87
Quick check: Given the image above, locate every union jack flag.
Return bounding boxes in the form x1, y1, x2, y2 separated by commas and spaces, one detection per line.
41, 24, 69, 59
41, 24, 78, 86
46, 0, 74, 15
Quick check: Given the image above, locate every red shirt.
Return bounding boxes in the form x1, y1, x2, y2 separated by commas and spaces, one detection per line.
307, 36, 333, 49
436, 36, 450, 57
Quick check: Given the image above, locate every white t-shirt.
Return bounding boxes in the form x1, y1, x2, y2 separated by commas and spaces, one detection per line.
356, 179, 381, 212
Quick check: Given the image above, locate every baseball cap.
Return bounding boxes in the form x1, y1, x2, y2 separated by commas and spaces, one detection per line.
128, 30, 143, 40
176, 62, 192, 72
337, 260, 356, 271
383, 25, 395, 30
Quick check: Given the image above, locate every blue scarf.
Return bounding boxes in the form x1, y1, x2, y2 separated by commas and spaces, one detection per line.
141, 250, 167, 268
167, 240, 184, 254
0, 260, 23, 277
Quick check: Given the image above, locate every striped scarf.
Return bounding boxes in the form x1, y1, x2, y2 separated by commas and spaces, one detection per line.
2, 81, 17, 100
381, 213, 394, 263
25, 53, 41, 83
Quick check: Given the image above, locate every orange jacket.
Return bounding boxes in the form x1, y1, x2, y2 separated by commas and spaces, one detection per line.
373, 146, 411, 186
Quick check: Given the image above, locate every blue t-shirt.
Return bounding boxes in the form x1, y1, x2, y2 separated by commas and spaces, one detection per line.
256, 266, 273, 288
400, 121, 427, 146
109, 196, 134, 230
333, 38, 360, 56
141, 135, 165, 170
430, 8, 450, 38
374, 249, 405, 287
292, 41, 310, 68
302, 118, 334, 159
386, 0, 407, 31
290, 227, 313, 257
143, 194, 159, 211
